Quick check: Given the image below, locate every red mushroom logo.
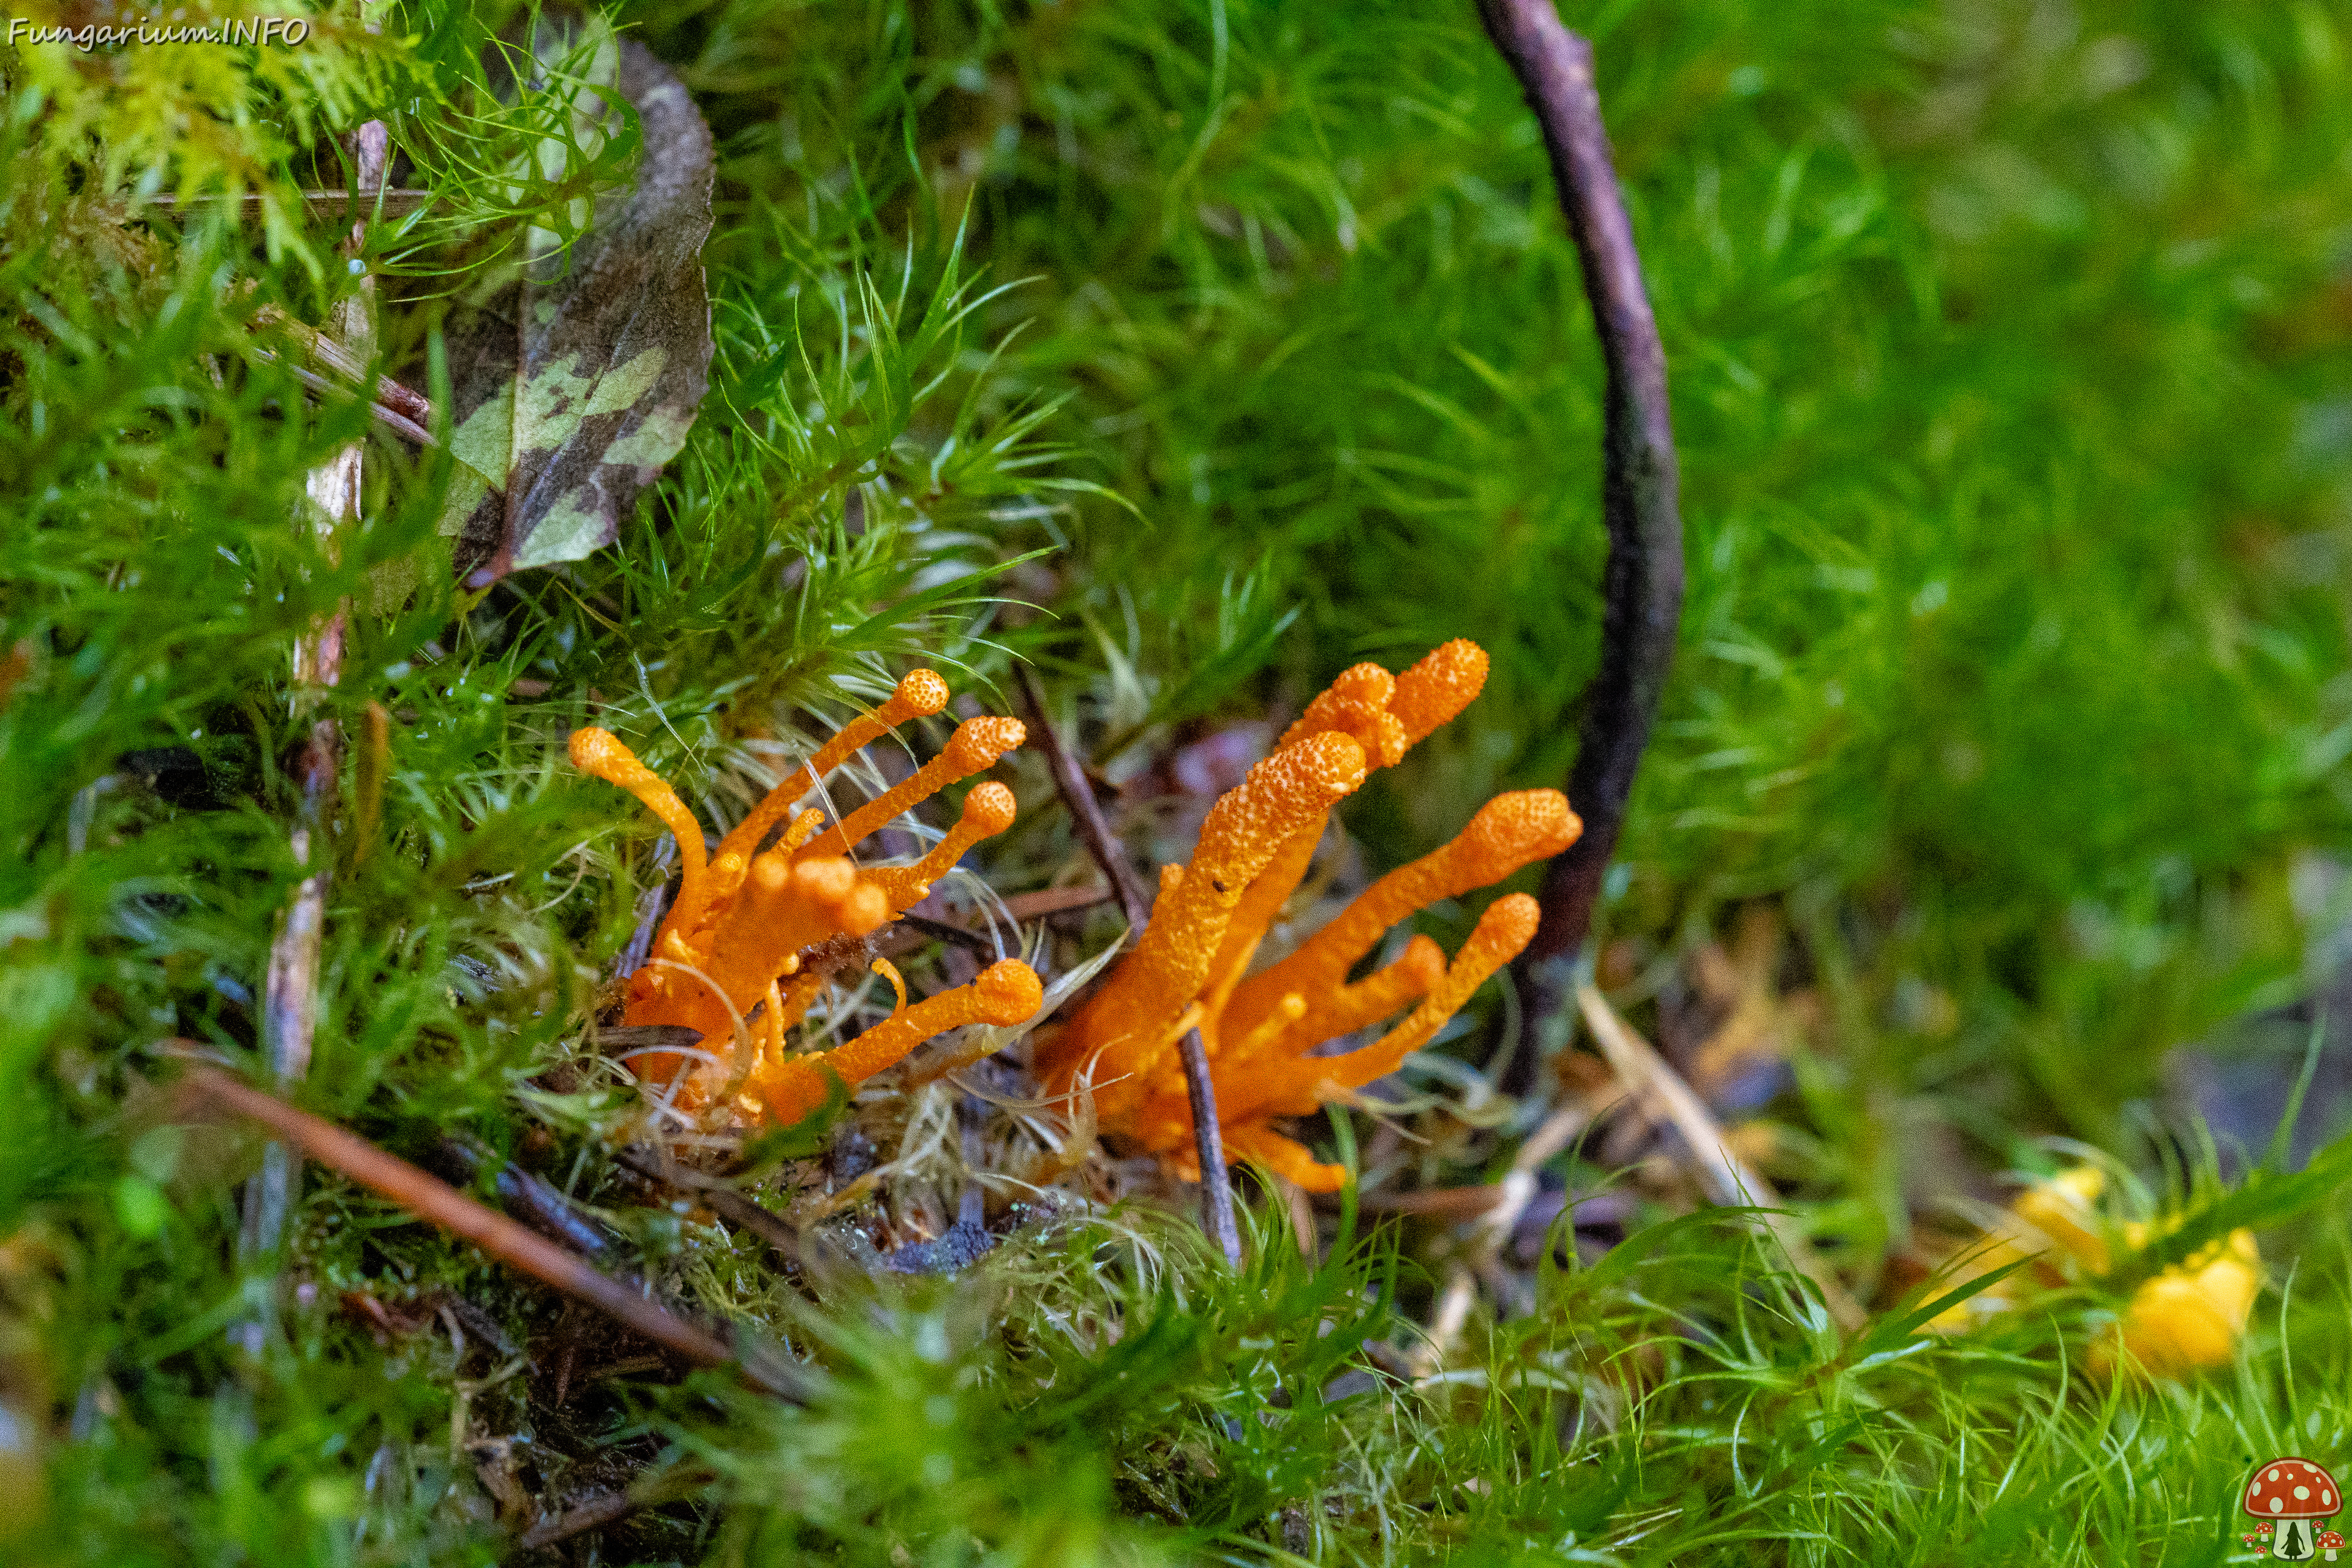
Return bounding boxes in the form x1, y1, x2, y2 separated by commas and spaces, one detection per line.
2318, 1528, 2344, 1561
2244, 1457, 2342, 1561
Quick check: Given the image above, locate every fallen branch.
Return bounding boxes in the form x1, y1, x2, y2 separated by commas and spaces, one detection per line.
430, 1137, 616, 1259
173, 1061, 812, 1400
1018, 665, 1245, 1265
1476, 0, 1684, 961
616, 1145, 801, 1260
1575, 986, 1865, 1330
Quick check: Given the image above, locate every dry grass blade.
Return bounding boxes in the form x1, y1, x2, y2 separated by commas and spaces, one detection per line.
1408, 1096, 1597, 1376
1575, 984, 1865, 1330
151, 189, 434, 220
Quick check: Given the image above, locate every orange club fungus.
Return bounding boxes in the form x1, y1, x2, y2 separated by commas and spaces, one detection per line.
1033, 640, 1580, 1192
569, 671, 1043, 1126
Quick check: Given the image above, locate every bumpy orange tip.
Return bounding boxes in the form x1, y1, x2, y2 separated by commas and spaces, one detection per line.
568, 726, 624, 772
794, 857, 857, 905
944, 715, 1027, 771
1281, 662, 1406, 766
897, 669, 951, 716
1390, 639, 1490, 743
840, 883, 890, 936
1255, 731, 1369, 814
1469, 892, 1542, 956
1455, 790, 1580, 881
973, 959, 1046, 1025
1386, 934, 1449, 992
962, 782, 1018, 834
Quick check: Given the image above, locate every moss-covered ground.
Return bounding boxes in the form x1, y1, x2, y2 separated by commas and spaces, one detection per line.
9, 1, 2352, 1562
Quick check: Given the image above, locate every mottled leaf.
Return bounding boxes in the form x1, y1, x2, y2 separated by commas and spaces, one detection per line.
439, 18, 714, 586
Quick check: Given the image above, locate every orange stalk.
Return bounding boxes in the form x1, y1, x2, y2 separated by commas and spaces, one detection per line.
868, 783, 1019, 911
715, 670, 951, 865
1224, 790, 1574, 1036
803, 717, 1026, 860
752, 959, 1043, 1125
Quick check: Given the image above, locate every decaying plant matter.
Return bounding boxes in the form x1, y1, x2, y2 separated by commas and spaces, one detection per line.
570, 670, 1042, 1128
1034, 639, 1578, 1191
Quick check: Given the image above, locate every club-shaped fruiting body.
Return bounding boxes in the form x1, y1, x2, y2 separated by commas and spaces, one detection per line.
571, 672, 1039, 1121
1033, 640, 1578, 1191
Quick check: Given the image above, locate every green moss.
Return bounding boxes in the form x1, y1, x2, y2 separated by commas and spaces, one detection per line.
11, 0, 2352, 1561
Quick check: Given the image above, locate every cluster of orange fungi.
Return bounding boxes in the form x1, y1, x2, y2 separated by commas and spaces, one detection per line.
568, 671, 1042, 1128
1033, 639, 1580, 1193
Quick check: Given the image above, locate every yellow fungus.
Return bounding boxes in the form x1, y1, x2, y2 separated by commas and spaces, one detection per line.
1923, 1163, 2263, 1381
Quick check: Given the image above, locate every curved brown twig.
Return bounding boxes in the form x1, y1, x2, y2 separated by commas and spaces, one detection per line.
1477, 0, 1684, 960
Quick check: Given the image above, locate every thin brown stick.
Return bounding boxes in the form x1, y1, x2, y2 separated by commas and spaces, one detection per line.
1001, 885, 1115, 921
267, 359, 437, 445
1178, 1026, 1243, 1267
352, 701, 390, 868
1575, 986, 1865, 1330
518, 1487, 641, 1551
616, 1146, 801, 1259
871, 888, 1114, 962
1476, 0, 1684, 961
894, 912, 1001, 958
1018, 664, 1242, 1264
175, 1063, 812, 1398
1015, 664, 1150, 935
255, 307, 435, 426
515, 1465, 715, 1553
